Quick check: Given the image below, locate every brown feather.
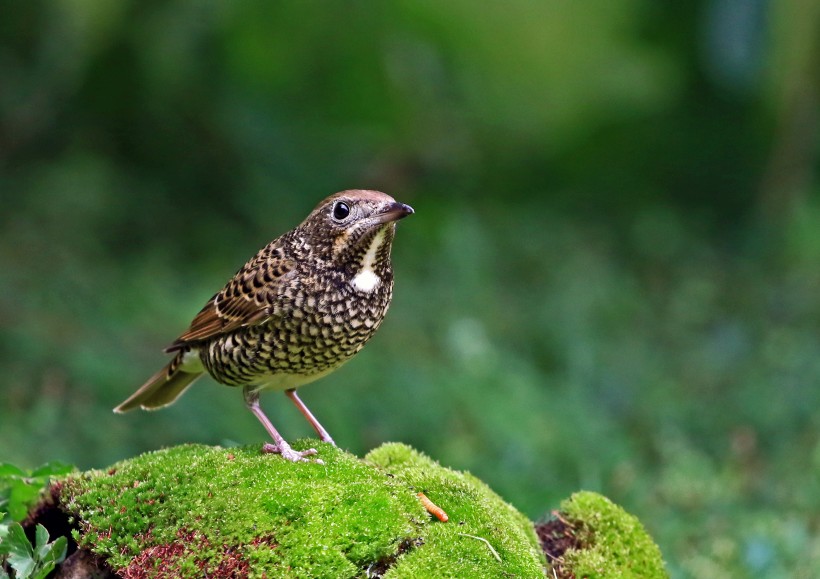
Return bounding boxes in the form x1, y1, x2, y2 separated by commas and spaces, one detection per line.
165, 244, 295, 351
114, 355, 203, 412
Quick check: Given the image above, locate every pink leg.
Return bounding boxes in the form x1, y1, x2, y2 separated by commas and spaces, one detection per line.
243, 387, 318, 462
286, 389, 336, 446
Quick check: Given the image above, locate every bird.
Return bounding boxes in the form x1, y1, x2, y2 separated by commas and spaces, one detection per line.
114, 190, 414, 462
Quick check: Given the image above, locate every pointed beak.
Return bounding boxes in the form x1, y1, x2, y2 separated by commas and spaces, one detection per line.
373, 201, 414, 224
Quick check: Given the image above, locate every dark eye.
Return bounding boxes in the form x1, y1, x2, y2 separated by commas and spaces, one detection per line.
332, 201, 351, 221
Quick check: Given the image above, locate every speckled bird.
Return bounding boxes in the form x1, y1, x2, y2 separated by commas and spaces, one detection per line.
115, 190, 413, 462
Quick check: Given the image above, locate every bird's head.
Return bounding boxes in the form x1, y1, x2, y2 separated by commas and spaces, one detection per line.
298, 190, 413, 275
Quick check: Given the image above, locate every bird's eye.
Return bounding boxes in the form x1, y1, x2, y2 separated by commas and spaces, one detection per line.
332, 201, 351, 221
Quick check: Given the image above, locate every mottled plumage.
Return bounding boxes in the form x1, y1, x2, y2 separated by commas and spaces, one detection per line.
115, 190, 413, 462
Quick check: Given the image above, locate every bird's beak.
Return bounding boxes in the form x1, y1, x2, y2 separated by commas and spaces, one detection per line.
373, 202, 414, 224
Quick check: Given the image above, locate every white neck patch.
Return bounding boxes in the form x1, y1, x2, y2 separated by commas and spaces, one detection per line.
351, 230, 385, 293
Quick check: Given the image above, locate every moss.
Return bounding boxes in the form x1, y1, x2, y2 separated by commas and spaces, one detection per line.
53, 444, 665, 578
556, 491, 667, 578
57, 442, 545, 578
365, 443, 546, 577
60, 442, 420, 577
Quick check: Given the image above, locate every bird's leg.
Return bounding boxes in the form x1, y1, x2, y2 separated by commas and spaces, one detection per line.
243, 387, 318, 462
285, 389, 336, 446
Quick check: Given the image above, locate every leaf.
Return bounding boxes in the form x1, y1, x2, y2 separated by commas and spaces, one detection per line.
32, 536, 67, 579
0, 464, 27, 478
34, 524, 48, 555
3, 523, 35, 578
7, 483, 40, 522
0, 460, 75, 524
46, 535, 67, 565
0, 523, 29, 557
30, 462, 74, 479
0, 511, 11, 540
0, 524, 68, 579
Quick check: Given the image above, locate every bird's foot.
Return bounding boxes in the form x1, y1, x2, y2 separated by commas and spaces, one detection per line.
262, 442, 322, 464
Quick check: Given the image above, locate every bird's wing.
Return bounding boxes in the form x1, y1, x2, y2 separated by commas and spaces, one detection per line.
165, 244, 296, 351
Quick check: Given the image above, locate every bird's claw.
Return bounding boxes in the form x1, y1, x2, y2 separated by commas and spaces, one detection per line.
262, 442, 321, 463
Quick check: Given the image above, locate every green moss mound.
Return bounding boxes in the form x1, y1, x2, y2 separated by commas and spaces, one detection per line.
365, 442, 545, 577
43, 444, 667, 578
541, 491, 667, 579
57, 442, 545, 578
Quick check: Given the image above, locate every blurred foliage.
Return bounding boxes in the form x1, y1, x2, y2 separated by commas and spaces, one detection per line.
0, 462, 74, 523
1, 1, 818, 577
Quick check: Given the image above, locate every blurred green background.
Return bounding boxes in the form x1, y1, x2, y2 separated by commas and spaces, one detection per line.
2, 1, 819, 576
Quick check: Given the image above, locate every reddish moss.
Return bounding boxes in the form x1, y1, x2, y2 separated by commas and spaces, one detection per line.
121, 529, 277, 579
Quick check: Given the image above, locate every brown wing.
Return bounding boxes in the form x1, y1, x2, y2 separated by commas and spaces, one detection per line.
165, 243, 295, 352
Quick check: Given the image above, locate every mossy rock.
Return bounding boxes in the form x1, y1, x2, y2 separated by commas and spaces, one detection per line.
48, 442, 544, 577
18, 442, 667, 578
536, 492, 667, 578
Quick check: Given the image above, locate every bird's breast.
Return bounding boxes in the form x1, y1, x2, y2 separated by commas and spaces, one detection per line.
199, 274, 393, 388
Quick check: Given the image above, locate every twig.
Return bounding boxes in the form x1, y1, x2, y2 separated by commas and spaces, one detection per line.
457, 533, 502, 563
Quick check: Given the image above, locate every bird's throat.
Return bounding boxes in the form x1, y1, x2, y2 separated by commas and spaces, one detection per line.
350, 229, 387, 293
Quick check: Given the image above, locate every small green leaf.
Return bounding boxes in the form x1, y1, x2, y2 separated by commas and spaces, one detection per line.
34, 524, 49, 554
0, 464, 27, 478
4, 522, 33, 556
0, 511, 11, 543
0, 460, 75, 524
30, 462, 74, 479
47, 535, 68, 564
4, 523, 36, 578
0, 523, 30, 557
0, 523, 68, 579
7, 483, 40, 522
32, 535, 67, 579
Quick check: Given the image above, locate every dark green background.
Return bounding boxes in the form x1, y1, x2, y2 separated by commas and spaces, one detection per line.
2, 2, 818, 576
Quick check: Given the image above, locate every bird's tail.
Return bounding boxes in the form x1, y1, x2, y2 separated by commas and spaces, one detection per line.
114, 352, 204, 413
